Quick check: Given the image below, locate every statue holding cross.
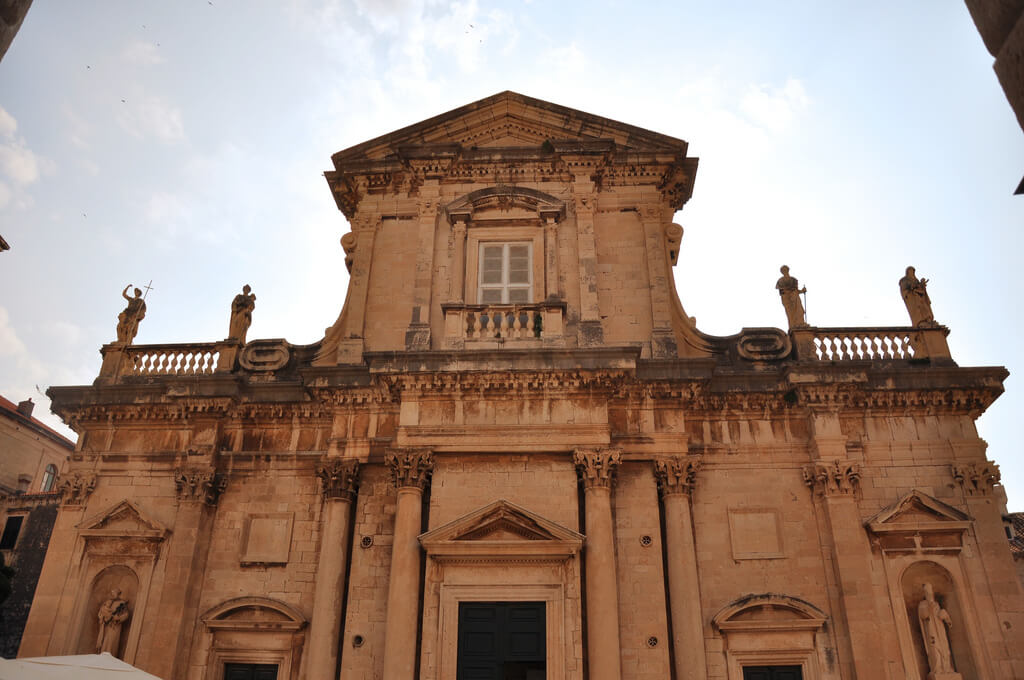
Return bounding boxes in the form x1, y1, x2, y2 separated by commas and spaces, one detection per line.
115, 283, 148, 344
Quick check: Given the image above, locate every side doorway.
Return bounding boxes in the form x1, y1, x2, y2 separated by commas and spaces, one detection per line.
224, 663, 278, 680
457, 601, 545, 680
742, 667, 802, 680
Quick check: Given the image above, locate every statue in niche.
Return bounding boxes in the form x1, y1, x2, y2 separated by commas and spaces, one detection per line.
900, 266, 937, 327
95, 588, 130, 656
917, 582, 955, 675
115, 285, 147, 344
775, 265, 808, 329
228, 284, 256, 344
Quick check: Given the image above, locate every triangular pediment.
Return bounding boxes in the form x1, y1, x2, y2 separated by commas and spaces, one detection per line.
79, 499, 169, 539
420, 499, 583, 561
868, 490, 971, 529
332, 91, 689, 163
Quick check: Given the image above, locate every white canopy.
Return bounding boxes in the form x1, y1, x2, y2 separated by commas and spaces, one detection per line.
0, 653, 164, 680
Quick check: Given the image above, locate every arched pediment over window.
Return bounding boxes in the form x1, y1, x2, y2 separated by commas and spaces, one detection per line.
712, 593, 827, 633
202, 596, 307, 632
443, 185, 566, 225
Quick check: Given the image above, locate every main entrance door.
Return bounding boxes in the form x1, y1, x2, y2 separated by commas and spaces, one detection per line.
742, 666, 802, 680
457, 601, 546, 680
224, 663, 278, 680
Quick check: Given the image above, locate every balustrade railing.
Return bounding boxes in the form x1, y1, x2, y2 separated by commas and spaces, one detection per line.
443, 302, 565, 345
123, 343, 222, 376
792, 326, 951, 363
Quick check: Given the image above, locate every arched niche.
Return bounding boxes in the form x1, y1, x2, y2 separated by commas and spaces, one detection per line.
900, 560, 977, 680
199, 596, 307, 680
76, 564, 139, 659
711, 594, 828, 680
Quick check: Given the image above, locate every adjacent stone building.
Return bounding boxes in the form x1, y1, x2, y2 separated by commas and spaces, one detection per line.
20, 92, 1024, 680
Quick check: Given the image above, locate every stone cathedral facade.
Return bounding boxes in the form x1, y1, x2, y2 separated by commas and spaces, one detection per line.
20, 92, 1024, 680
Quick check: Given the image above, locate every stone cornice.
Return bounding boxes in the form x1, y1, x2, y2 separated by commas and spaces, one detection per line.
59, 471, 96, 506
316, 458, 360, 500
574, 448, 622, 490
653, 456, 702, 497
803, 460, 861, 498
174, 467, 228, 505
386, 448, 434, 491
951, 461, 1001, 496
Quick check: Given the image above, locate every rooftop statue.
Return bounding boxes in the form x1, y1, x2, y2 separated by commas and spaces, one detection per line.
115, 285, 146, 344
228, 284, 256, 344
776, 265, 808, 329
900, 266, 938, 328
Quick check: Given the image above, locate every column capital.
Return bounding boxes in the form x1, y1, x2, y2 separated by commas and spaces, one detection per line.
316, 458, 360, 501
386, 448, 434, 491
574, 448, 621, 490
654, 456, 701, 497
58, 471, 96, 506
951, 461, 1000, 496
802, 460, 861, 498
174, 467, 228, 505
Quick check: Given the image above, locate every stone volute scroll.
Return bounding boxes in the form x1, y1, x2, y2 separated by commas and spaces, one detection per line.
802, 460, 861, 497
573, 448, 622, 489
900, 266, 938, 328
386, 448, 434, 490
776, 265, 808, 330
951, 461, 1000, 496
174, 467, 228, 505
917, 583, 960, 680
115, 284, 147, 344
653, 455, 701, 497
316, 458, 360, 501
96, 588, 131, 656
228, 284, 256, 344
59, 471, 97, 506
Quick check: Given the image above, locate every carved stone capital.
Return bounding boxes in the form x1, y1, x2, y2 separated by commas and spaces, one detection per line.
574, 448, 621, 490
316, 458, 360, 501
802, 460, 861, 497
951, 461, 1000, 496
386, 448, 434, 491
654, 456, 701, 497
59, 472, 97, 506
174, 467, 228, 505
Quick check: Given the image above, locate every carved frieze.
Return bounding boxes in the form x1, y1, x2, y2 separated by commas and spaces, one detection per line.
951, 461, 1001, 496
386, 448, 434, 491
802, 460, 861, 497
174, 468, 228, 505
653, 456, 702, 497
574, 448, 622, 490
59, 471, 97, 506
316, 458, 360, 501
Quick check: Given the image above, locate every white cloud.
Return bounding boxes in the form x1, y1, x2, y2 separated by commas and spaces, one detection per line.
740, 78, 809, 133
116, 95, 185, 143
0, 106, 47, 212
122, 39, 165, 66
0, 139, 40, 185
0, 307, 27, 357
0, 107, 16, 138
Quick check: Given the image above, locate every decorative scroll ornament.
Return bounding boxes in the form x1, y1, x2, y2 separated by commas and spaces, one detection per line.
386, 448, 434, 491
174, 467, 228, 505
316, 458, 360, 500
802, 460, 861, 497
653, 456, 702, 497
573, 448, 622, 490
59, 471, 97, 506
951, 461, 1000, 496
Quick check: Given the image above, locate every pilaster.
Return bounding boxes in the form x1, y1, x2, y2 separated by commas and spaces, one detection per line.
571, 186, 603, 346
406, 184, 440, 350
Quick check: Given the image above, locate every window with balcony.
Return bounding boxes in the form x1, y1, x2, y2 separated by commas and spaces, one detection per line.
478, 242, 533, 304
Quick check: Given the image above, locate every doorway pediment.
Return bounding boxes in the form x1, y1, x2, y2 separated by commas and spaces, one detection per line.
78, 499, 169, 540
419, 499, 583, 562
866, 489, 971, 553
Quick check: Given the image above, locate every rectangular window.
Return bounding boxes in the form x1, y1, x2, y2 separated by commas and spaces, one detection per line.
478, 243, 532, 304
0, 516, 24, 550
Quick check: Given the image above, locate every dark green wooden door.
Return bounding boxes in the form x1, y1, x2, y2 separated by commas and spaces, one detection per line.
742, 666, 802, 680
224, 663, 278, 680
457, 602, 545, 680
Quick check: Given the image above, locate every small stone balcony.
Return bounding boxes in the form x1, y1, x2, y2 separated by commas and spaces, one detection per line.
441, 301, 566, 349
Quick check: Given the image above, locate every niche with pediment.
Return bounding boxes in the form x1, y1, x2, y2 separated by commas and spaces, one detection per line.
198, 597, 308, 680
66, 500, 168, 663
417, 500, 583, 680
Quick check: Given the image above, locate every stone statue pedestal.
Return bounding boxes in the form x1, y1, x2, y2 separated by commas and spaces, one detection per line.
928, 672, 962, 680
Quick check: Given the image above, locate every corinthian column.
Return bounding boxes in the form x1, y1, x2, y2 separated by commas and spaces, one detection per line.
654, 456, 706, 680
307, 458, 360, 680
381, 449, 433, 680
574, 448, 622, 680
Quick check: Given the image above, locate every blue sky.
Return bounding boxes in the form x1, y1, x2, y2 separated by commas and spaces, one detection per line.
1, 2, 1022, 507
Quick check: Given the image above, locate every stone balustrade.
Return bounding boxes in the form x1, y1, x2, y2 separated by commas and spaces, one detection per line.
442, 302, 565, 346
98, 341, 239, 381
791, 326, 952, 364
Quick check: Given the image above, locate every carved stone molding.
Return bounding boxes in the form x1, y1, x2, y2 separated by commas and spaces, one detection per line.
573, 448, 621, 490
316, 458, 360, 501
59, 471, 97, 506
174, 468, 228, 505
951, 461, 1001, 496
386, 448, 434, 491
653, 456, 702, 497
802, 460, 861, 497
